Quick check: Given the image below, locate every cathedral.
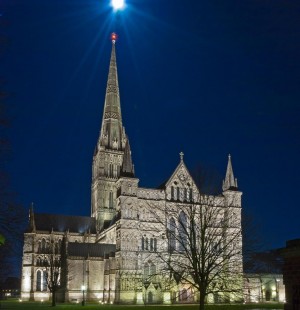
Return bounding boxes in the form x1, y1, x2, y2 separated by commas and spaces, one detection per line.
21, 35, 245, 304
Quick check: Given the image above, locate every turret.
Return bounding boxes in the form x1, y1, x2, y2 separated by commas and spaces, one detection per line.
222, 154, 238, 191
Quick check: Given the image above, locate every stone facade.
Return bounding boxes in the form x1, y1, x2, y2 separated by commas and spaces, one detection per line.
20, 37, 264, 304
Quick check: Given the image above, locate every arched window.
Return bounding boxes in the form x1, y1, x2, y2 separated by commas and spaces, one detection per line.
143, 263, 149, 279
43, 271, 47, 291
36, 270, 42, 291
37, 257, 42, 266
189, 188, 193, 201
109, 191, 113, 209
178, 211, 187, 252
171, 186, 174, 200
173, 187, 177, 200
43, 258, 48, 267
177, 187, 180, 201
168, 218, 176, 252
41, 238, 46, 253
141, 237, 145, 251
145, 238, 149, 251
150, 238, 153, 251
150, 263, 156, 276
184, 188, 187, 201
154, 238, 157, 252
148, 291, 153, 303
110, 164, 113, 177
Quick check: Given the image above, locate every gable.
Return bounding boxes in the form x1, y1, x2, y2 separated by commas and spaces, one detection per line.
164, 160, 199, 202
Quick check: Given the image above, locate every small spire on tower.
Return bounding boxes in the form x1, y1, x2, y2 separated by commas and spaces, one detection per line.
222, 154, 238, 191
121, 138, 135, 177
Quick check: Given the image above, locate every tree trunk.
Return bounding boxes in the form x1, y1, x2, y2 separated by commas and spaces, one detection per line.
52, 290, 56, 307
199, 289, 205, 310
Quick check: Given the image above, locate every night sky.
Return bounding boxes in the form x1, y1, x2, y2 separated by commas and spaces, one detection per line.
1, 0, 300, 250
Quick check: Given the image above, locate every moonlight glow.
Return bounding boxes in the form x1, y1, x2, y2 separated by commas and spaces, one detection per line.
111, 0, 125, 10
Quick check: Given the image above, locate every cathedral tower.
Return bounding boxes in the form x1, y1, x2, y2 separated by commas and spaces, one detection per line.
91, 34, 130, 229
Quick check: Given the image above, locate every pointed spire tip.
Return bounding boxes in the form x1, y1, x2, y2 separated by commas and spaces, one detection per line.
111, 32, 118, 44
180, 152, 184, 162
223, 154, 238, 191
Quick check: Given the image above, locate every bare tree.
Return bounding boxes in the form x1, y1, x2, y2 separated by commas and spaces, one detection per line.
42, 237, 64, 307
144, 194, 243, 310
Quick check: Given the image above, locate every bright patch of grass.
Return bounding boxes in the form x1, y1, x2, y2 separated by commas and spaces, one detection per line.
0, 300, 284, 310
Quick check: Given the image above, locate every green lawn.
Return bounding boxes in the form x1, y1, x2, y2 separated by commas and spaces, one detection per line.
0, 300, 284, 310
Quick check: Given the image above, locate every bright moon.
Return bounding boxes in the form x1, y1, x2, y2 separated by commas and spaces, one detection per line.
111, 0, 125, 10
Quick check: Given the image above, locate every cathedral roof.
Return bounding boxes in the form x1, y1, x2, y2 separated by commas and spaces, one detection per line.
68, 242, 116, 258
31, 213, 97, 234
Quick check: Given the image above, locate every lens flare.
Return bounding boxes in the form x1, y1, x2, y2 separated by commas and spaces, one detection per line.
111, 0, 125, 10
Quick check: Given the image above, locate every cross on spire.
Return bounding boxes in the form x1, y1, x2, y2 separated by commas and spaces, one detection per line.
180, 152, 184, 162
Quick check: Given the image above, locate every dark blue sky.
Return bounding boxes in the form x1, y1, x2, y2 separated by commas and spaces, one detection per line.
1, 0, 300, 249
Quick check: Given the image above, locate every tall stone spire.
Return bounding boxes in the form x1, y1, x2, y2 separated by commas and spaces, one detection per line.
99, 33, 125, 151
121, 138, 135, 177
91, 34, 133, 229
222, 154, 238, 191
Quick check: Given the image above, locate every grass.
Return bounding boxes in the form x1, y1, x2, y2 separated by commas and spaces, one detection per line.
0, 300, 284, 310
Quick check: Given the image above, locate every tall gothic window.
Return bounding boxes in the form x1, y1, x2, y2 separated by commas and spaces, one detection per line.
115, 164, 118, 178
184, 188, 187, 201
154, 238, 157, 252
150, 263, 156, 276
145, 238, 149, 251
168, 218, 176, 252
150, 238, 153, 251
141, 237, 145, 251
109, 191, 113, 209
189, 188, 193, 202
178, 211, 187, 252
143, 263, 149, 279
41, 238, 46, 253
36, 270, 42, 291
173, 187, 177, 200
109, 164, 113, 178
36, 270, 47, 291
177, 187, 180, 201
43, 271, 47, 291
171, 186, 174, 200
